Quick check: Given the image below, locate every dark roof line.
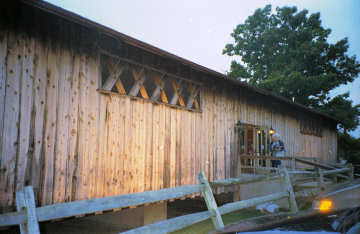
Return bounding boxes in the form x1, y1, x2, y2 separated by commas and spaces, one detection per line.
23, 0, 337, 122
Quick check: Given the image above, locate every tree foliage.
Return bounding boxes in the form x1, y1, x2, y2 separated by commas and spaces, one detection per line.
338, 133, 360, 168
223, 5, 360, 133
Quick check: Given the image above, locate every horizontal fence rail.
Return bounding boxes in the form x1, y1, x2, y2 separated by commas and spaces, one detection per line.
0, 159, 353, 234
0, 184, 202, 228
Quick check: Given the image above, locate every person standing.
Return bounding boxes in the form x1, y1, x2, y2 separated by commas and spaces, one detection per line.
270, 133, 285, 170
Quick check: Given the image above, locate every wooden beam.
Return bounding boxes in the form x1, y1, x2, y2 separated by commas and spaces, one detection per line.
186, 84, 200, 108
210, 174, 281, 187
218, 192, 288, 215
129, 67, 146, 97
115, 79, 126, 95
170, 79, 183, 105
151, 73, 165, 101
16, 187, 40, 234
198, 172, 224, 231
281, 167, 298, 213
102, 61, 126, 90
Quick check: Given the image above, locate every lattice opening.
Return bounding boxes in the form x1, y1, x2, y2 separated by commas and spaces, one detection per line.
119, 68, 134, 94
163, 78, 174, 104
100, 54, 201, 111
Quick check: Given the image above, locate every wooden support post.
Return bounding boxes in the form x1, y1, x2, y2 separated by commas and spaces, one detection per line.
291, 157, 296, 170
186, 84, 199, 108
197, 172, 224, 231
348, 164, 354, 181
16, 186, 40, 234
280, 167, 298, 213
170, 80, 183, 105
102, 61, 126, 90
151, 73, 165, 101
317, 168, 325, 190
129, 68, 146, 97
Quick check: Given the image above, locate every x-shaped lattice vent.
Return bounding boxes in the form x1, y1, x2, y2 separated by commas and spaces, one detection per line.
101, 57, 201, 110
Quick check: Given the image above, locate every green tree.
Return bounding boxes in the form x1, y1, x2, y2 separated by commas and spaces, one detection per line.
223, 5, 360, 133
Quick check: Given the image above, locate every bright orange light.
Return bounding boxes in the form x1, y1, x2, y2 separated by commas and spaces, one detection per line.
319, 199, 333, 212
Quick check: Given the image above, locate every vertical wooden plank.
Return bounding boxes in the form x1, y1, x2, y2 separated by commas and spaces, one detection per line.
123, 97, 132, 194
1, 31, 21, 211
169, 108, 177, 188
195, 110, 201, 181
107, 95, 119, 196
31, 38, 48, 202
87, 55, 100, 198
113, 95, 121, 196
41, 38, 60, 206
16, 186, 40, 234
138, 99, 146, 192
0, 31, 8, 201
116, 96, 126, 194
97, 94, 109, 198
181, 110, 190, 185
192, 111, 197, 184
175, 108, 182, 187
65, 54, 80, 202
144, 102, 153, 191
53, 46, 72, 204
152, 105, 160, 190
163, 106, 171, 188
209, 89, 215, 182
132, 100, 140, 193
158, 105, 165, 189
202, 88, 209, 178
74, 54, 89, 201
16, 36, 35, 192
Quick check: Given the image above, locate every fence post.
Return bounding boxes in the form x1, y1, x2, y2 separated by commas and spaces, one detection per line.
348, 164, 354, 181
16, 186, 40, 234
291, 157, 296, 170
317, 168, 325, 190
197, 172, 224, 231
280, 167, 298, 213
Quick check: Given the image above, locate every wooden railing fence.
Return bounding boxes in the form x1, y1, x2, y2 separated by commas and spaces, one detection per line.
0, 161, 353, 234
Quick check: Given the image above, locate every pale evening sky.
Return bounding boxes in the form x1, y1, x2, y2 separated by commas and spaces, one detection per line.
46, 0, 360, 137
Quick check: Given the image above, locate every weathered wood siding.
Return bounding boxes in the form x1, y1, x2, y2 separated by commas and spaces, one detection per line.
0, 11, 337, 211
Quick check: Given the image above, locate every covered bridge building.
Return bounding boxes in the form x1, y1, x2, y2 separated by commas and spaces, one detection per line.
0, 0, 338, 212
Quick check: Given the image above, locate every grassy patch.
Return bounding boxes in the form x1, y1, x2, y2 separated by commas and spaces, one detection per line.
171, 209, 263, 234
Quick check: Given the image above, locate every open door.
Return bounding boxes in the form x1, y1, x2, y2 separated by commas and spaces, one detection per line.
236, 123, 271, 173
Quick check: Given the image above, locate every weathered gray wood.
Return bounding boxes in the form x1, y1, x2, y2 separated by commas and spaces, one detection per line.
281, 167, 298, 212
120, 210, 212, 234
198, 172, 224, 231
102, 61, 126, 90
317, 168, 325, 190
322, 168, 350, 176
151, 74, 165, 101
218, 192, 288, 215
36, 184, 201, 221
348, 165, 354, 181
210, 174, 281, 187
186, 85, 199, 108
128, 68, 145, 96
16, 187, 40, 234
295, 157, 348, 179
170, 80, 183, 105
0, 210, 26, 227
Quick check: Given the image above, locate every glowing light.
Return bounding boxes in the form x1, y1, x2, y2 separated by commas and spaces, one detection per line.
257, 130, 261, 134
269, 127, 275, 135
319, 199, 333, 212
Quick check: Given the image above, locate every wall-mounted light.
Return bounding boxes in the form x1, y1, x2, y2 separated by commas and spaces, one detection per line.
257, 130, 261, 134
269, 127, 275, 135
